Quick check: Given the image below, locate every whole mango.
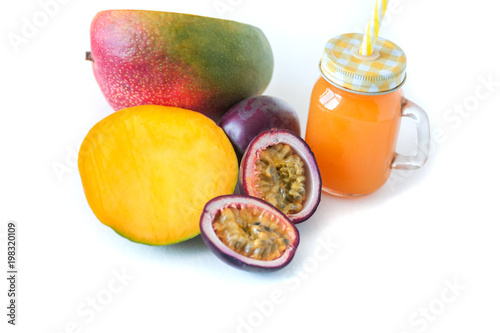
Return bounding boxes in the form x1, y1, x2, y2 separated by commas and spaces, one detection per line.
87, 10, 274, 122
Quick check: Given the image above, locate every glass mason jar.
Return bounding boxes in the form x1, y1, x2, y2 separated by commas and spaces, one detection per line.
305, 33, 430, 196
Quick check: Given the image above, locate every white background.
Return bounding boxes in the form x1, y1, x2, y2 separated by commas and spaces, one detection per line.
1, 0, 499, 332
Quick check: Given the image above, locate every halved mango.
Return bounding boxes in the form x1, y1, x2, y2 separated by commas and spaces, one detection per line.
78, 105, 238, 245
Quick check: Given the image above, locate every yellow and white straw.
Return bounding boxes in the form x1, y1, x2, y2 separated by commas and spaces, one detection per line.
360, 0, 388, 56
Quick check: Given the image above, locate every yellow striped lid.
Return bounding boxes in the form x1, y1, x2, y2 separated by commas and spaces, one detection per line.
320, 33, 406, 93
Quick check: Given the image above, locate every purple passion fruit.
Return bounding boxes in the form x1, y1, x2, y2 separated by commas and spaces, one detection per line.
239, 129, 321, 224
219, 96, 300, 160
200, 195, 299, 271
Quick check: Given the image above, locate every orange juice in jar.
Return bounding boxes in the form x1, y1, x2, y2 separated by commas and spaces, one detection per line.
305, 33, 430, 196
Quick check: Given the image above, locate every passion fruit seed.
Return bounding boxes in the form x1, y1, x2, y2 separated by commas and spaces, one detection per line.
256, 143, 306, 215
213, 206, 290, 261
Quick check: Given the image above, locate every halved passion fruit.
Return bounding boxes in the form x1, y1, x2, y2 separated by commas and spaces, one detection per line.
200, 195, 299, 271
239, 129, 321, 224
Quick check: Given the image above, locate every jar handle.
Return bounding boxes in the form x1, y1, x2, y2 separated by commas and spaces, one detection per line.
391, 99, 430, 170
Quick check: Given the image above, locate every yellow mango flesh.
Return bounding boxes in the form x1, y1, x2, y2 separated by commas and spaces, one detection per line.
78, 105, 238, 245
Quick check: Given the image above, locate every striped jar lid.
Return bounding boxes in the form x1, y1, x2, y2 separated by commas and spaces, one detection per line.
320, 33, 406, 93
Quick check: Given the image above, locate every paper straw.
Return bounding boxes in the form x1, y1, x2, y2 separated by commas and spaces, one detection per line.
360, 0, 388, 56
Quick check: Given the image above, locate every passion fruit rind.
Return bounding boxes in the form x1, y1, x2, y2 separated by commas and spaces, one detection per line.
239, 129, 322, 224
200, 195, 299, 272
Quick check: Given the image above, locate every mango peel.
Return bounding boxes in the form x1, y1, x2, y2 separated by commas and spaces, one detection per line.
88, 10, 274, 122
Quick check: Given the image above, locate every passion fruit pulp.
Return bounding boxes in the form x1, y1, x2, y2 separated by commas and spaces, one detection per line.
239, 129, 321, 224
200, 195, 299, 271
256, 143, 306, 215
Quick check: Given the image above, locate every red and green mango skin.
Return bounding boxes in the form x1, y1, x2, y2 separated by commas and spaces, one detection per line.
89, 10, 274, 122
